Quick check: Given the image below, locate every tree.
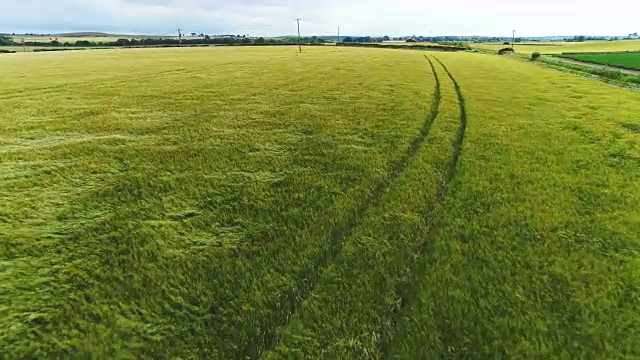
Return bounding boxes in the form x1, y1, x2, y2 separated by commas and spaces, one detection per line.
0, 36, 13, 46
342, 36, 354, 43
498, 47, 515, 55
383, 35, 390, 41
191, 32, 197, 37
255, 37, 265, 44
115, 38, 131, 46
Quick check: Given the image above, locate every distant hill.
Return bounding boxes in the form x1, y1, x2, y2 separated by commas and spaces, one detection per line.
54, 32, 120, 37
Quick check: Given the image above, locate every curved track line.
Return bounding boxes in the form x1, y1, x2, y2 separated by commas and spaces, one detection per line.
242, 55, 443, 360
433, 56, 467, 183
379, 54, 468, 359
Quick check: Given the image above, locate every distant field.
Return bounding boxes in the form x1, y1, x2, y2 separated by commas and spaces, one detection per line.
557, 52, 640, 70
473, 40, 640, 54
0, 46, 105, 53
14, 36, 123, 43
2, 46, 640, 358
0, 46, 23, 52
12, 35, 201, 43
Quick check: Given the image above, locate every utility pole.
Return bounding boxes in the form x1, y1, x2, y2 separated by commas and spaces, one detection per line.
22, 37, 26, 52
511, 30, 516, 50
338, 27, 340, 43
177, 27, 183, 47
296, 18, 302, 54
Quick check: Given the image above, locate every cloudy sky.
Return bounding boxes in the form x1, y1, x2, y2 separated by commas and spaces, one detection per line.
2, 0, 639, 37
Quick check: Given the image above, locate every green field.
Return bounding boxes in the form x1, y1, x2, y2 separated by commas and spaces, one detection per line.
557, 52, 640, 70
2, 47, 640, 358
473, 40, 640, 54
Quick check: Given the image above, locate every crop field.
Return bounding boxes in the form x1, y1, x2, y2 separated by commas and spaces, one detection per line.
1, 46, 640, 358
473, 40, 640, 54
557, 52, 640, 70
0, 46, 24, 52
12, 35, 203, 43
12, 36, 124, 43
0, 46, 109, 53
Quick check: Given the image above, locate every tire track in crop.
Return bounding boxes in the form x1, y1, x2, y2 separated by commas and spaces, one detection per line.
378, 55, 468, 359
242, 56, 442, 359
434, 56, 467, 184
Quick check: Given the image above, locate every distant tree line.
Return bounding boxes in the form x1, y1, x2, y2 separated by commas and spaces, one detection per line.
341, 36, 389, 43
341, 35, 501, 45
565, 35, 639, 42
337, 43, 468, 51
0, 35, 328, 48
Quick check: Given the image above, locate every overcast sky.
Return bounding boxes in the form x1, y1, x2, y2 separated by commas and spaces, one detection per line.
2, 0, 639, 37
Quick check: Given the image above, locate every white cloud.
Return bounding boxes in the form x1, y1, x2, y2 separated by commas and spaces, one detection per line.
1, 0, 639, 36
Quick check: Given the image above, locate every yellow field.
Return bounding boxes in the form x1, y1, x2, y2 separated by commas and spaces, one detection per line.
2, 46, 640, 358
473, 40, 640, 54
13, 36, 121, 43
12, 35, 200, 43
0, 46, 26, 52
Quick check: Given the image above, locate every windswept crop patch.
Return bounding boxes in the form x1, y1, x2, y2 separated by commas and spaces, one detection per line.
0, 46, 435, 358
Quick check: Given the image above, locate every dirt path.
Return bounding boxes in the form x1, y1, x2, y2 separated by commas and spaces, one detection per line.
546, 56, 640, 77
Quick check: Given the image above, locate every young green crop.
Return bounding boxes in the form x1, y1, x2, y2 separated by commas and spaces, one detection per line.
557, 52, 640, 70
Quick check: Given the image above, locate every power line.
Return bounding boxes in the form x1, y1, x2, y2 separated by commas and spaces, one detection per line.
296, 18, 302, 54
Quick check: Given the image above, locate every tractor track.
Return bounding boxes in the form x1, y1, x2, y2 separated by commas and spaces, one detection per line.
378, 54, 468, 359
241, 55, 443, 360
